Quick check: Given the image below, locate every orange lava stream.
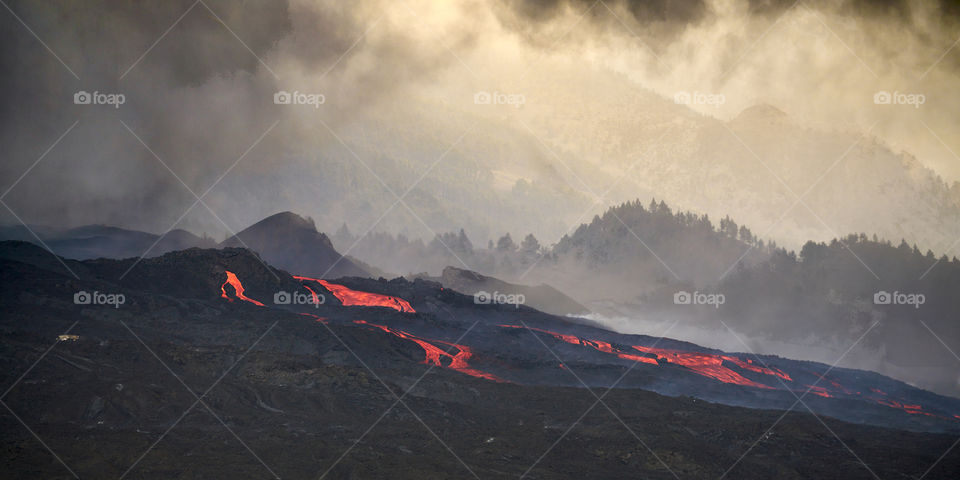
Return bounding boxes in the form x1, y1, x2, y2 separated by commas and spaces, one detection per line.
501, 325, 784, 389
866, 387, 941, 417
211, 272, 957, 421
293, 275, 415, 313
812, 372, 856, 395
582, 339, 659, 365
298, 312, 328, 324
220, 271, 265, 306
875, 399, 935, 417
628, 346, 774, 389
302, 284, 321, 305
499, 325, 958, 419
355, 320, 505, 382
804, 385, 834, 398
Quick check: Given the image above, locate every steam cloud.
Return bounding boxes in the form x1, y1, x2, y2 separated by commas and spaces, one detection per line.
2, 0, 959, 397
1, 0, 958, 238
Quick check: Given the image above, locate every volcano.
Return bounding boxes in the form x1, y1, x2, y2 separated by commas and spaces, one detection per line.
220, 211, 371, 279
0, 223, 214, 260
2, 241, 959, 479
440, 266, 589, 316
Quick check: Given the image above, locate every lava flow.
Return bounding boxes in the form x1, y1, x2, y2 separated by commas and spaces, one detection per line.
499, 325, 957, 419
866, 388, 939, 417
298, 312, 328, 324
293, 275, 415, 313
501, 325, 788, 389
220, 270, 265, 306
355, 320, 504, 382
301, 284, 322, 305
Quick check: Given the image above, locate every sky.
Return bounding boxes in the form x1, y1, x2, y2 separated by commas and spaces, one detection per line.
1, 0, 958, 242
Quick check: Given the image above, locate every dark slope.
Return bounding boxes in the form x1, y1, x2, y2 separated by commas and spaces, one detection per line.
0, 223, 214, 260
220, 211, 370, 279
3, 240, 959, 432
440, 265, 589, 316
1, 242, 959, 479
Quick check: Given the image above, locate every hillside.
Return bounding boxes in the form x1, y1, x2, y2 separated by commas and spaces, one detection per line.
220, 211, 370, 279
1, 241, 959, 478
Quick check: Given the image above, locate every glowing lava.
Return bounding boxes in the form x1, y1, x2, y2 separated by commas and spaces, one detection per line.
220, 271, 265, 306
293, 275, 415, 313
805, 385, 834, 398
867, 389, 939, 417
355, 320, 504, 382
298, 312, 328, 324
499, 325, 956, 419
501, 325, 789, 389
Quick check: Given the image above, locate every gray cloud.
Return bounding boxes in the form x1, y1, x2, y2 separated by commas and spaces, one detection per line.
1, 0, 958, 240
0, 0, 474, 234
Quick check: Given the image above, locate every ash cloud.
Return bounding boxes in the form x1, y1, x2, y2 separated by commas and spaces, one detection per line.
494, 0, 960, 181
1, 0, 959, 238
1, 0, 958, 399
0, 0, 474, 235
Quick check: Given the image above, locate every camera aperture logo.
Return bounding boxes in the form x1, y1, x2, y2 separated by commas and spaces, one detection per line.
874, 290, 925, 309
74, 90, 125, 109
873, 91, 925, 108
674, 290, 725, 308
274, 90, 325, 109
74, 290, 125, 308
273, 290, 324, 308
474, 290, 525, 308
674, 91, 725, 108
474, 91, 525, 108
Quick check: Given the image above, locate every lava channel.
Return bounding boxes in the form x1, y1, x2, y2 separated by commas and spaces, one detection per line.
293, 276, 415, 313
500, 325, 956, 418
355, 320, 504, 382
501, 325, 787, 389
298, 312, 328, 324
220, 270, 265, 306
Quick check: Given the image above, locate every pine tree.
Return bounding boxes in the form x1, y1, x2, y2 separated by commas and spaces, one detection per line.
497, 233, 516, 252
520, 233, 541, 255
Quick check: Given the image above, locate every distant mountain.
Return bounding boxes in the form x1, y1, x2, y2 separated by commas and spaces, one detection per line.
331, 199, 771, 307
220, 211, 370, 279
0, 223, 214, 260
0, 213, 373, 279
3, 239, 959, 440
163, 67, 958, 254
440, 266, 589, 316
710, 236, 960, 397
505, 66, 960, 252
523, 199, 772, 308
549, 201, 960, 397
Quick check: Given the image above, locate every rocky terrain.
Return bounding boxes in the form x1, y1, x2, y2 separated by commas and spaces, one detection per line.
2, 241, 959, 479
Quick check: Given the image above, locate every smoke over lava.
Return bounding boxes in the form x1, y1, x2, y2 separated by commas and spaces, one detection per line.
2, 0, 959, 241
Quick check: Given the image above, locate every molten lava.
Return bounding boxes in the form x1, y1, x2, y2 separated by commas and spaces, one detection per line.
220, 271, 265, 306
499, 324, 956, 419
301, 284, 322, 305
866, 388, 940, 417
355, 320, 504, 382
502, 325, 783, 388
297, 312, 328, 324
805, 385, 834, 398
293, 275, 415, 312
